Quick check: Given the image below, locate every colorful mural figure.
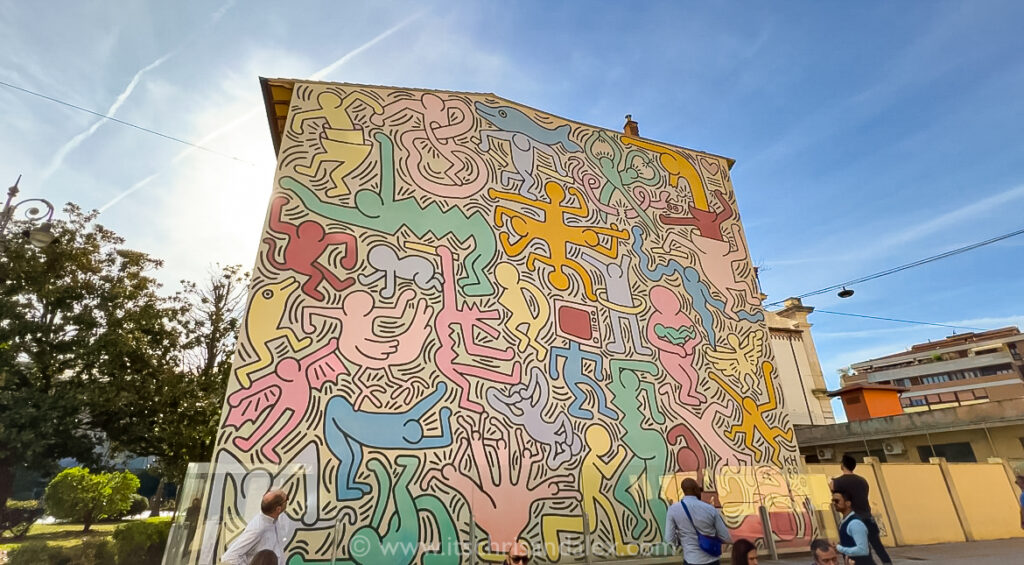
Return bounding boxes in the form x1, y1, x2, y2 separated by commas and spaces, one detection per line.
199, 83, 799, 564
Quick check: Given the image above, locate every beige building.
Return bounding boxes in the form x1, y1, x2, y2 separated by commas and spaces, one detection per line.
766, 298, 836, 425
843, 327, 1024, 413
796, 397, 1024, 468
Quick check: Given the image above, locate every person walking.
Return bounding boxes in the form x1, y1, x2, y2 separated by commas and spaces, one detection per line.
809, 539, 839, 565
1015, 472, 1024, 530
665, 478, 732, 565
221, 489, 294, 565
831, 454, 891, 564
730, 538, 758, 565
832, 489, 875, 565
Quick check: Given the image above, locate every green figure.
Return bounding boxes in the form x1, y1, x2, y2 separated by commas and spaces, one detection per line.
607, 359, 669, 541
584, 131, 662, 229
287, 455, 459, 565
281, 131, 497, 297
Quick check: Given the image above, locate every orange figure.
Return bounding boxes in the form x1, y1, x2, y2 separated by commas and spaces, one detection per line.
489, 180, 628, 301
622, 136, 709, 212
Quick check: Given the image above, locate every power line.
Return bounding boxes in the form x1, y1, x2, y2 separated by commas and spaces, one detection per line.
0, 79, 256, 166
813, 309, 989, 332
766, 225, 1024, 306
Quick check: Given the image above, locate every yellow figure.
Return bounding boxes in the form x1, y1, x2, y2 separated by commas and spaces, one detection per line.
494, 262, 550, 361
708, 361, 794, 466
489, 181, 628, 301
235, 277, 312, 387
291, 90, 384, 197
705, 331, 765, 393
621, 136, 709, 211
541, 424, 638, 561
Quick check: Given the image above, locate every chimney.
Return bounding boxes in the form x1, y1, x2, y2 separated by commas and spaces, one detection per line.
623, 114, 639, 137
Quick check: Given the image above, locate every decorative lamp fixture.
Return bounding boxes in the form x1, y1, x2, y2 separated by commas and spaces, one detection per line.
837, 287, 855, 299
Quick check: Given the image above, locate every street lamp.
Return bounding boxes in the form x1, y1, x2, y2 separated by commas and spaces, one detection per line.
0, 175, 56, 249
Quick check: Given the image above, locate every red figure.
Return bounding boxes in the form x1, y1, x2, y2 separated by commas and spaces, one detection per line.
263, 195, 358, 301
660, 191, 734, 241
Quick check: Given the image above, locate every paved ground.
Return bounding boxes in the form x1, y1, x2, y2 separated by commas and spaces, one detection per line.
762, 538, 1024, 564
604, 538, 1024, 564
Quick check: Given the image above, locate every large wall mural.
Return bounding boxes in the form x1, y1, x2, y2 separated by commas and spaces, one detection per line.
194, 82, 802, 564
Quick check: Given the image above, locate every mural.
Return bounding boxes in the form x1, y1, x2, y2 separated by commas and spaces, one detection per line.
194, 82, 802, 564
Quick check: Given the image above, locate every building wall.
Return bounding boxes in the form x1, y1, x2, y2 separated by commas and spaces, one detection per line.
767, 307, 835, 426
194, 82, 797, 564
863, 389, 904, 419
946, 463, 1023, 540
839, 391, 872, 422
880, 463, 966, 545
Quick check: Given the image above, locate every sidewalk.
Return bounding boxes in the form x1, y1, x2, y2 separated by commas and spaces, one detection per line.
763, 538, 1024, 564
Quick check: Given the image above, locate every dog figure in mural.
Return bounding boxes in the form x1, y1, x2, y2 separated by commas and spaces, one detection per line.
235, 277, 312, 388
323, 382, 453, 501
358, 243, 442, 299
485, 367, 583, 469
225, 339, 345, 464
421, 414, 577, 558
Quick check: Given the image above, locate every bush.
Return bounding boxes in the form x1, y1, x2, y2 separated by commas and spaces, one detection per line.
108, 494, 149, 520
44, 467, 142, 531
7, 539, 115, 565
112, 518, 171, 565
8, 541, 72, 565
0, 500, 45, 538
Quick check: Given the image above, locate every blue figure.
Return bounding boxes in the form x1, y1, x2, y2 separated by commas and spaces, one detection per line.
324, 382, 453, 501
548, 341, 619, 420
631, 226, 763, 348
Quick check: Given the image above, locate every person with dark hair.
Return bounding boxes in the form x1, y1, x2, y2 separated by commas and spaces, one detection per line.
222, 489, 293, 565
832, 489, 875, 565
504, 541, 531, 564
665, 478, 732, 564
730, 538, 758, 565
809, 539, 838, 565
831, 455, 890, 564
250, 549, 279, 565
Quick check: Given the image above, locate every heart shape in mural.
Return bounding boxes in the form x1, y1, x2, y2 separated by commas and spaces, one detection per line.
699, 156, 720, 177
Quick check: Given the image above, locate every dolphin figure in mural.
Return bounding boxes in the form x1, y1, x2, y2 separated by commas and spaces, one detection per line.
476, 101, 581, 152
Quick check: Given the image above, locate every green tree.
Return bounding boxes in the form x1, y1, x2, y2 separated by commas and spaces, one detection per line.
44, 466, 141, 531
0, 205, 181, 509
88, 264, 247, 512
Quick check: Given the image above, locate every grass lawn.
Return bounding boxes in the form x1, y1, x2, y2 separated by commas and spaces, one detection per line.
0, 522, 118, 552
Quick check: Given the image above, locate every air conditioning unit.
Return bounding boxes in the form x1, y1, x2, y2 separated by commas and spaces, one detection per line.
816, 447, 834, 460
882, 439, 905, 455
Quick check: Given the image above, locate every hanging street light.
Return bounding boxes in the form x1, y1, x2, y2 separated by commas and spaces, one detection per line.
1, 175, 56, 250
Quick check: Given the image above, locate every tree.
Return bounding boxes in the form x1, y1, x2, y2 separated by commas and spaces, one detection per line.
88, 264, 247, 512
0, 205, 181, 509
44, 466, 141, 531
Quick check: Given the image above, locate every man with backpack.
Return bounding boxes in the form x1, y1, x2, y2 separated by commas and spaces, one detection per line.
665, 478, 732, 564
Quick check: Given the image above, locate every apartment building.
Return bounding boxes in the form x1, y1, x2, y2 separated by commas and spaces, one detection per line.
842, 327, 1024, 413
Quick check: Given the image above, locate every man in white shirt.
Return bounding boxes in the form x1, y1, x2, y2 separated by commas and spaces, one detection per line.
221, 489, 294, 565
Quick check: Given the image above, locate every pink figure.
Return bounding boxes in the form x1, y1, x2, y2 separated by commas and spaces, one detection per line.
371, 93, 488, 198
660, 222, 761, 318
648, 285, 706, 405
225, 339, 346, 463
302, 288, 434, 409
421, 415, 577, 554
663, 396, 753, 475
434, 245, 521, 412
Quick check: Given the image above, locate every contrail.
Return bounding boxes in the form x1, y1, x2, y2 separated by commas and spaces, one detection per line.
40, 51, 176, 182
100, 12, 423, 213
41, 0, 237, 183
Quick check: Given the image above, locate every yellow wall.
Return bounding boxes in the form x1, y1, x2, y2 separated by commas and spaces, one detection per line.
879, 464, 966, 545
804, 463, 895, 546
947, 463, 1023, 540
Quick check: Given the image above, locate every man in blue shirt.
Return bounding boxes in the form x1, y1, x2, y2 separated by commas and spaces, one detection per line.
832, 488, 875, 565
665, 478, 732, 565
1016, 473, 1024, 530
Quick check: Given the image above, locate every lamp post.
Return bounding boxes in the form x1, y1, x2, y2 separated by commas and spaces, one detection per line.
0, 175, 56, 249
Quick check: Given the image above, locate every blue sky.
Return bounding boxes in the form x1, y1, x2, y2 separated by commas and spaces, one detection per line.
2, 0, 1022, 420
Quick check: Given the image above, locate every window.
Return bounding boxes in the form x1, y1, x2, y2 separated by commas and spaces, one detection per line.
845, 395, 862, 404
916, 442, 977, 463
909, 398, 927, 406
980, 364, 1013, 377
900, 398, 911, 407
